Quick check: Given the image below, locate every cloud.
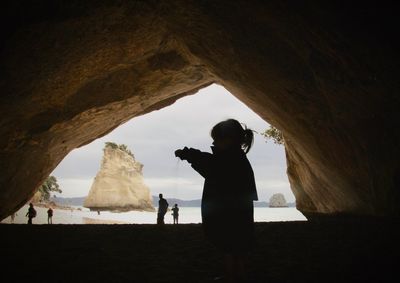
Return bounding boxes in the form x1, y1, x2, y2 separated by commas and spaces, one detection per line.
54, 178, 94, 198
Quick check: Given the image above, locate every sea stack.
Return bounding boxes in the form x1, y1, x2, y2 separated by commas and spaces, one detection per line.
84, 142, 155, 212
269, 193, 288, 208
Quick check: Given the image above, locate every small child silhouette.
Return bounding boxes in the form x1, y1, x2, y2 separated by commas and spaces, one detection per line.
171, 204, 179, 224
175, 118, 258, 283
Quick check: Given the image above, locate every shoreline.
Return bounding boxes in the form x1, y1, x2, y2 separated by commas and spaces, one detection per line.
2, 204, 307, 225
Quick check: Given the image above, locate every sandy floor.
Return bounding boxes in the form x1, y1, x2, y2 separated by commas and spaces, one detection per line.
1, 217, 399, 282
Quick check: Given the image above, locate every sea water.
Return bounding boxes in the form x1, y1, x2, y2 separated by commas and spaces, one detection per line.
1, 205, 307, 224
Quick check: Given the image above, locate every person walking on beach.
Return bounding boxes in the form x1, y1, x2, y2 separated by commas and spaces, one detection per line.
157, 193, 169, 225
25, 203, 37, 225
47, 207, 53, 224
175, 119, 258, 283
172, 204, 179, 224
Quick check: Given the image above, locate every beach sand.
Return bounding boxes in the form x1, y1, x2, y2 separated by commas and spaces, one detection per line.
1, 218, 399, 282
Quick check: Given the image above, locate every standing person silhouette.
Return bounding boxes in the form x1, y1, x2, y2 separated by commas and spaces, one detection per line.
25, 203, 37, 225
157, 193, 169, 225
47, 207, 53, 224
172, 204, 179, 224
175, 119, 258, 283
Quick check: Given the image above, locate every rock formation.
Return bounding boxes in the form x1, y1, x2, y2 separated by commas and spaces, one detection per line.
269, 193, 288, 208
1, 1, 399, 220
83, 143, 155, 212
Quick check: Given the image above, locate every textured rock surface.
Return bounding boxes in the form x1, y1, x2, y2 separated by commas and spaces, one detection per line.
1, 1, 399, 220
269, 193, 288, 208
84, 144, 154, 212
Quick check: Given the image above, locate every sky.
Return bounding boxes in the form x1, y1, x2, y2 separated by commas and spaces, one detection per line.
51, 84, 295, 203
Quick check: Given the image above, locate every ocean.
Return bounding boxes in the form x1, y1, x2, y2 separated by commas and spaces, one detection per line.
1, 204, 307, 224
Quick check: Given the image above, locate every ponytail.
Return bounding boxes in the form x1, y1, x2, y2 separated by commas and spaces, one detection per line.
242, 127, 254, 154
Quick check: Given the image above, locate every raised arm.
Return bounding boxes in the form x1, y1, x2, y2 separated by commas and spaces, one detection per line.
175, 147, 215, 178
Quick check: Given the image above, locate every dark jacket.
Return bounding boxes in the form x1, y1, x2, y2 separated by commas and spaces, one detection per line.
26, 206, 36, 218
180, 146, 258, 252
158, 198, 169, 214
180, 146, 258, 220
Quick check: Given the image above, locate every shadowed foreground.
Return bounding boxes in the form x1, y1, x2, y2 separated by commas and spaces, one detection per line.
1, 219, 399, 282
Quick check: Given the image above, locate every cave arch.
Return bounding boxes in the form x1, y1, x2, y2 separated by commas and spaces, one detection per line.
49, 84, 296, 211
1, 0, 399, 220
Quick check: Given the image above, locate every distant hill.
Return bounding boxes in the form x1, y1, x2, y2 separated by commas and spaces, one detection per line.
152, 196, 201, 207
51, 196, 295, 208
50, 196, 86, 206
152, 196, 295, 208
254, 201, 269, 207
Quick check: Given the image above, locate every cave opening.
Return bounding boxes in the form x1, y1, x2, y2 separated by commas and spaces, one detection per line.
2, 1, 399, 222
1, 84, 306, 224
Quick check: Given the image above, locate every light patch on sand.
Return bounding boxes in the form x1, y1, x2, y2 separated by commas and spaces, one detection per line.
82, 217, 130, 224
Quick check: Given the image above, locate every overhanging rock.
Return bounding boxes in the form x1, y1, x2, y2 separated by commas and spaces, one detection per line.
1, 1, 399, 220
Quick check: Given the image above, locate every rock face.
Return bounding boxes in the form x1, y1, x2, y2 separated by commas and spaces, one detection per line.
269, 194, 288, 208
1, 1, 399, 220
83, 144, 154, 212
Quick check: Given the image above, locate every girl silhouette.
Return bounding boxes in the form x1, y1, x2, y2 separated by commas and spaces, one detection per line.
175, 118, 258, 283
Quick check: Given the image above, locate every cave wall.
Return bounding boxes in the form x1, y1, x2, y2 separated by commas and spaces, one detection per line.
1, 0, 399, 220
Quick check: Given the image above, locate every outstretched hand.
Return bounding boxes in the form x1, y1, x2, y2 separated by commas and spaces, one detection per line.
175, 147, 189, 160
175, 149, 184, 159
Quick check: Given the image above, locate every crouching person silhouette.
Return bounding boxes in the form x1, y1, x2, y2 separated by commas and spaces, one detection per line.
175, 119, 258, 283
